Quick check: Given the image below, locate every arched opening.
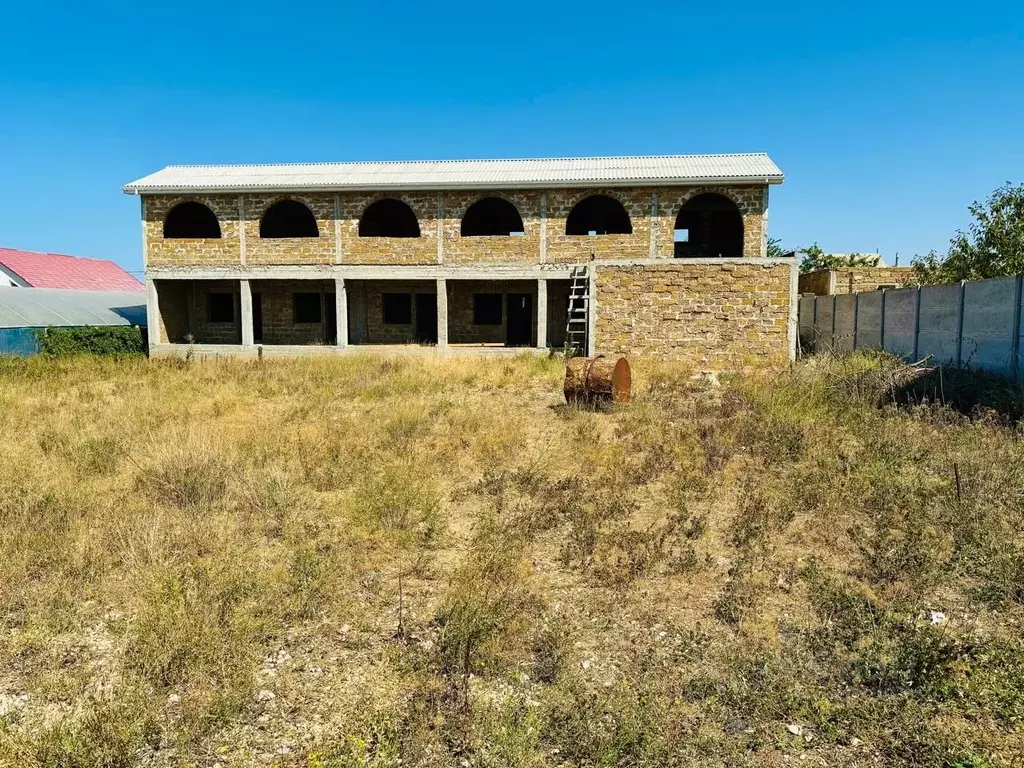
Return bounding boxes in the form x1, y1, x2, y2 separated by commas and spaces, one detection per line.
674, 193, 743, 257
260, 200, 319, 238
565, 195, 632, 236
461, 197, 525, 236
163, 202, 221, 239
358, 199, 420, 238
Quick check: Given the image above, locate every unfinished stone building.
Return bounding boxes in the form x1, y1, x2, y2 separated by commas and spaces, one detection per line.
124, 154, 794, 369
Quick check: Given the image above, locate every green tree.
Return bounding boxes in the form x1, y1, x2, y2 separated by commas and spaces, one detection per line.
912, 182, 1024, 284
766, 237, 787, 258
798, 243, 879, 274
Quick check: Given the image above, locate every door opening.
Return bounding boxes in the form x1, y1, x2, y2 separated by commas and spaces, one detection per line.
253, 293, 263, 344
506, 293, 533, 346
414, 293, 438, 344
325, 293, 336, 344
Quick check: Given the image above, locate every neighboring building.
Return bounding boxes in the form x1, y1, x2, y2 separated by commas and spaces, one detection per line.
0, 247, 144, 292
0, 287, 147, 355
799, 266, 916, 296
124, 153, 794, 370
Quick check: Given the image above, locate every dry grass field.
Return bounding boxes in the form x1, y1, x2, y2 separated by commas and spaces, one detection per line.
1, 351, 1023, 767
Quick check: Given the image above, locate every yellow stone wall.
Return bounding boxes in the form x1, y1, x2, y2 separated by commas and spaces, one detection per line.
442, 191, 541, 265
339, 193, 438, 265
544, 188, 654, 263
243, 195, 336, 265
655, 185, 766, 258
145, 196, 242, 266
142, 184, 769, 267
797, 268, 917, 296
594, 262, 792, 369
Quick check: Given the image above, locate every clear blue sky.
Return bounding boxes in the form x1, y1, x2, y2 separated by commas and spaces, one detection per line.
1, 1, 1022, 274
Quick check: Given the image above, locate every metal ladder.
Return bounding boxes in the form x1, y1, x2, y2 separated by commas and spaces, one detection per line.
565, 265, 589, 356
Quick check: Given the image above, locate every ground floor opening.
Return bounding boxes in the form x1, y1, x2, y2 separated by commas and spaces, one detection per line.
151, 276, 580, 352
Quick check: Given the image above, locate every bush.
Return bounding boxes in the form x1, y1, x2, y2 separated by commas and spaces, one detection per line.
37, 325, 144, 356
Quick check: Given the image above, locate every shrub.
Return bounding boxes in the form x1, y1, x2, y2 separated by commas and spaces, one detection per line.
37, 325, 144, 356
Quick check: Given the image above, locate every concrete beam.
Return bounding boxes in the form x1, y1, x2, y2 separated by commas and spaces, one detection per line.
536, 279, 547, 349
146, 263, 578, 282
240, 279, 254, 346
143, 257, 799, 284
437, 278, 448, 349
335, 278, 348, 347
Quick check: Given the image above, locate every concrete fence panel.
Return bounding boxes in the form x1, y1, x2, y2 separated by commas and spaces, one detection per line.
960, 276, 1018, 377
798, 296, 816, 350
797, 274, 1024, 382
882, 287, 918, 360
815, 296, 835, 350
855, 291, 883, 349
916, 283, 962, 365
1019, 283, 1024, 381
833, 294, 857, 353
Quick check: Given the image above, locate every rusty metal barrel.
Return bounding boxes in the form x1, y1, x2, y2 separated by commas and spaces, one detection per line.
563, 355, 632, 405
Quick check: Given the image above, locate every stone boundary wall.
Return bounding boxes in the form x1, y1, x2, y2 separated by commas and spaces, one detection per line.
594, 262, 793, 370
142, 185, 768, 268
798, 276, 1024, 380
798, 267, 916, 296
798, 270, 832, 296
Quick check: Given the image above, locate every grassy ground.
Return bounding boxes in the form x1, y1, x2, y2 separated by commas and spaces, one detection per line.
1, 351, 1023, 767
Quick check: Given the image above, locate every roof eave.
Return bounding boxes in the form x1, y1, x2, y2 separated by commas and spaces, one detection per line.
122, 175, 784, 196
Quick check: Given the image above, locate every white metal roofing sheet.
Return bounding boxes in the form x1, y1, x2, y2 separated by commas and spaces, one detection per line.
0, 287, 147, 329
124, 153, 783, 194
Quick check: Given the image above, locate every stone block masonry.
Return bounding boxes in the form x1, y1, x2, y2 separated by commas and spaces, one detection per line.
798, 267, 916, 296
595, 262, 793, 370
142, 184, 769, 268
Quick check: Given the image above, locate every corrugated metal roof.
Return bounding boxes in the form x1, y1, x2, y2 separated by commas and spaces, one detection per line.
0, 247, 144, 292
0, 287, 146, 329
124, 153, 784, 194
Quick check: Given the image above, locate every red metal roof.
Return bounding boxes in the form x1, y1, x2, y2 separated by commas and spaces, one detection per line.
0, 247, 143, 292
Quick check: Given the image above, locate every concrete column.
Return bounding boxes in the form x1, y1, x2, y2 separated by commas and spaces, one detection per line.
140, 198, 148, 270
238, 196, 246, 266
649, 192, 659, 258
436, 278, 449, 349
240, 279, 254, 347
334, 195, 343, 264
335, 278, 348, 347
536, 279, 547, 349
146, 279, 160, 349
539, 193, 547, 263
436, 194, 444, 264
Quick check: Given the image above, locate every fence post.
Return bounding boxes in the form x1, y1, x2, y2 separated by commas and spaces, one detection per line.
955, 280, 966, 367
852, 293, 860, 350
